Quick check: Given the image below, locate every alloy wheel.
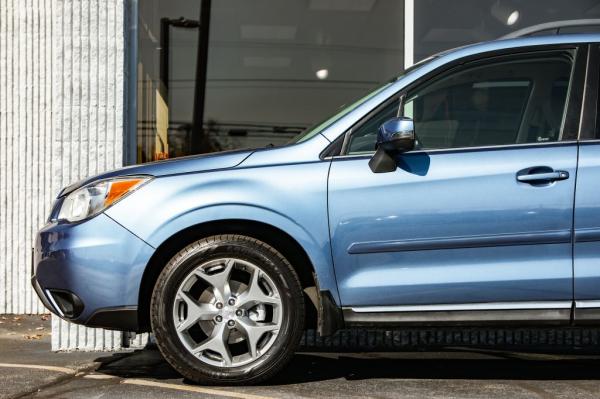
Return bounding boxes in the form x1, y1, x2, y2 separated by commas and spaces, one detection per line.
172, 258, 283, 368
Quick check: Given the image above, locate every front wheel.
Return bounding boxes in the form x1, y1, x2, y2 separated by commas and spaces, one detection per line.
150, 235, 305, 385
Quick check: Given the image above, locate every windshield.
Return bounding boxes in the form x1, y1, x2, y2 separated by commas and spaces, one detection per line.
289, 56, 441, 144
290, 82, 393, 143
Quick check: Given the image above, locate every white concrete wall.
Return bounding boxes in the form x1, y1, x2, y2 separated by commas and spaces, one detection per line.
0, 0, 131, 350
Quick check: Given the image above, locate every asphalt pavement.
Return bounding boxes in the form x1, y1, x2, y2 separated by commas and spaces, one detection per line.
3, 315, 600, 398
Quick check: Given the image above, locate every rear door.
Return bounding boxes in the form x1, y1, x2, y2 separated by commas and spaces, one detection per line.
573, 44, 600, 322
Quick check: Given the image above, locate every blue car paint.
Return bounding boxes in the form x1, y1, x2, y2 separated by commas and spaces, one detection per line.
328, 144, 578, 307
34, 214, 154, 322
58, 149, 255, 197
32, 33, 600, 329
105, 136, 337, 297
574, 142, 600, 301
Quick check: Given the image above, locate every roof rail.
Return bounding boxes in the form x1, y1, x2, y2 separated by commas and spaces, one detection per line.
501, 19, 600, 39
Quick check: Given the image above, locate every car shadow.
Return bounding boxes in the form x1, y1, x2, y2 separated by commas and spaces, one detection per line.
95, 348, 600, 386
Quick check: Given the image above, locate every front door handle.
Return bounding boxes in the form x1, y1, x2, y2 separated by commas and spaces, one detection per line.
516, 168, 569, 184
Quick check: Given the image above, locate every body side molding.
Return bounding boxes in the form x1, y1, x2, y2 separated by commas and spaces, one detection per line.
348, 230, 571, 254
344, 301, 573, 326
574, 227, 600, 242
574, 300, 600, 324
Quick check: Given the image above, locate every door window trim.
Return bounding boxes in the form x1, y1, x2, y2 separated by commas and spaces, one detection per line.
325, 44, 589, 159
330, 140, 579, 161
579, 45, 599, 140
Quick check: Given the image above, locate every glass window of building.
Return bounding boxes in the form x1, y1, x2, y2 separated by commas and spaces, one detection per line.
136, 0, 405, 163
414, 0, 600, 62
137, 0, 600, 164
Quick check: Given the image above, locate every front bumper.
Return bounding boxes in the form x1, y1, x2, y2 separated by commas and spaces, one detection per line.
32, 213, 155, 331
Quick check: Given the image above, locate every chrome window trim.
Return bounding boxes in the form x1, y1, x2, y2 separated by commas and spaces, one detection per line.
323, 140, 579, 160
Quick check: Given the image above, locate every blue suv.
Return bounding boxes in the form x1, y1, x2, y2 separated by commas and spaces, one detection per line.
33, 29, 600, 384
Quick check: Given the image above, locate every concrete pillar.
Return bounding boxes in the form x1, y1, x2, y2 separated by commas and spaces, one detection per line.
0, 0, 135, 350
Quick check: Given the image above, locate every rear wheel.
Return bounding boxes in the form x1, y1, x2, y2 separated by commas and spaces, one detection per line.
150, 235, 305, 385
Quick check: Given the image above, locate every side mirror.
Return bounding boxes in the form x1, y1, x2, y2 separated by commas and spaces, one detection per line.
369, 117, 415, 173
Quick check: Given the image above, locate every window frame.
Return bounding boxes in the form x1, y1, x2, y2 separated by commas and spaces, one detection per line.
580, 45, 599, 140
332, 43, 589, 158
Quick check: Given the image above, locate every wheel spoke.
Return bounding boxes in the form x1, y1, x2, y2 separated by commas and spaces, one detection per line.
193, 323, 233, 366
195, 259, 234, 302
173, 257, 284, 368
176, 292, 219, 332
237, 268, 281, 309
238, 318, 279, 358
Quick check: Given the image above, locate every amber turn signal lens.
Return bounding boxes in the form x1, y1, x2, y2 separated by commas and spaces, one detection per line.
104, 178, 146, 207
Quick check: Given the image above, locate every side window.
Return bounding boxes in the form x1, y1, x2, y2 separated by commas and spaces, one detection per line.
346, 51, 574, 154
346, 98, 399, 154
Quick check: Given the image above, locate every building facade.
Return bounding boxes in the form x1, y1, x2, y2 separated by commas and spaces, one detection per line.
1, 0, 599, 350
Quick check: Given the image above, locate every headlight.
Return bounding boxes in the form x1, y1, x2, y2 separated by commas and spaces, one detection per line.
57, 176, 151, 222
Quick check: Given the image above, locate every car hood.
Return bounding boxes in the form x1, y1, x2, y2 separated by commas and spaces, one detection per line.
58, 149, 254, 198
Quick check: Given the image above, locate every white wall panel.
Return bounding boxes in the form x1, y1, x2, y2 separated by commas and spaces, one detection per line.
0, 0, 131, 350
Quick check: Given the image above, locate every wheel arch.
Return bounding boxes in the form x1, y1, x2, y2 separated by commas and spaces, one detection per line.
137, 219, 332, 332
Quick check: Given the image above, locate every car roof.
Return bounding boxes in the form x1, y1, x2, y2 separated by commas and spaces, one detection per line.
418, 33, 600, 70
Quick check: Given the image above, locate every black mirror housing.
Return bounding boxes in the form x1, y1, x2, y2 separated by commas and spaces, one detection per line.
369, 117, 416, 173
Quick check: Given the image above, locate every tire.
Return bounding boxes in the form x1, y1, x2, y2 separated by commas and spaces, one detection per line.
150, 234, 305, 385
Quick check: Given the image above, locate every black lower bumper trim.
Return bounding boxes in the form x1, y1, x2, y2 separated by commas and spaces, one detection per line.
48, 289, 84, 319
31, 275, 60, 317
86, 307, 139, 332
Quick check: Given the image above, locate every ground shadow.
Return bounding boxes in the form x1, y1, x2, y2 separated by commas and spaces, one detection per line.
95, 350, 181, 380
95, 348, 600, 386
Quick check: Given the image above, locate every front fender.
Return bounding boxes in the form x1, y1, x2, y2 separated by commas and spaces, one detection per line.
154, 203, 337, 295
105, 162, 340, 303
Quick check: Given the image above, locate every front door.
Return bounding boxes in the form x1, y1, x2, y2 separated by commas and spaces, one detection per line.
328, 47, 583, 321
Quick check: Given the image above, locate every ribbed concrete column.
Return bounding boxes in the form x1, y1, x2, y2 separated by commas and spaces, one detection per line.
0, 0, 132, 350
